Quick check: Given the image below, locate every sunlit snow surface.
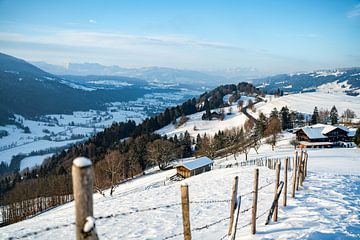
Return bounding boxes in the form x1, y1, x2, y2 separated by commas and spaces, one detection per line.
1, 134, 359, 239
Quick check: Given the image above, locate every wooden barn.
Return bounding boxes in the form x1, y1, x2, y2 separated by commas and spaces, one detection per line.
176, 157, 213, 178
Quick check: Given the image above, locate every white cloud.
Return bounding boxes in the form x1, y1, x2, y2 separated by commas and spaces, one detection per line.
348, 4, 360, 18
89, 19, 97, 24
0, 30, 238, 51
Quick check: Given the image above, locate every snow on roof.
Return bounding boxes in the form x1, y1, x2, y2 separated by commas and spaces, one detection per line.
348, 128, 357, 137
321, 125, 348, 135
177, 157, 213, 171
297, 124, 350, 139
300, 125, 328, 139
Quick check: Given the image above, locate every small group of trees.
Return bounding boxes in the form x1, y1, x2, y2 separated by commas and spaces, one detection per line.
311, 105, 356, 125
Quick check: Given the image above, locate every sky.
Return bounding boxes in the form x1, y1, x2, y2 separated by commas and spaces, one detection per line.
0, 0, 360, 74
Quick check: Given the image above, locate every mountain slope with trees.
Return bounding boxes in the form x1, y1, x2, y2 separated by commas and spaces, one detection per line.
0, 53, 149, 125
253, 68, 360, 95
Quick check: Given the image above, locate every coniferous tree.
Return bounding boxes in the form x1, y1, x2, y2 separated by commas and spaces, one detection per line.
311, 107, 320, 125
280, 106, 290, 130
330, 106, 338, 125
204, 98, 211, 118
255, 113, 267, 138
353, 128, 360, 146
270, 108, 279, 118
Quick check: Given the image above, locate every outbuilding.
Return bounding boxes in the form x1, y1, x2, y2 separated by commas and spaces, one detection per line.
176, 157, 213, 178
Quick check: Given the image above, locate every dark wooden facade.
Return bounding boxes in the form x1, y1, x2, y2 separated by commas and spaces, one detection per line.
323, 128, 349, 142
176, 162, 212, 178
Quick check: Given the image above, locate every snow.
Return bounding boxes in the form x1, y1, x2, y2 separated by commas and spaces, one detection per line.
178, 156, 213, 171
87, 80, 133, 87
156, 96, 255, 139
20, 154, 53, 171
73, 157, 92, 168
0, 139, 80, 165
299, 125, 327, 139
311, 70, 345, 78
1, 132, 360, 239
83, 216, 96, 233
256, 91, 360, 117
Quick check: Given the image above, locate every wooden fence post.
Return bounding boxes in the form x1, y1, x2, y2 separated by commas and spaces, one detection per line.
252, 169, 259, 234
181, 183, 191, 240
283, 158, 288, 207
228, 176, 239, 236
304, 151, 308, 178
296, 150, 303, 191
72, 157, 99, 240
291, 151, 297, 198
273, 162, 280, 222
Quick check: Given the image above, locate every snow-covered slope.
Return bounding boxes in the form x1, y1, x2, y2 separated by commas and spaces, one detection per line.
256, 91, 360, 117
156, 90, 360, 141
1, 133, 360, 240
253, 67, 360, 96
156, 96, 255, 138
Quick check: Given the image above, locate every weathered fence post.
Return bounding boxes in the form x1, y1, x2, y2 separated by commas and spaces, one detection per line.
228, 176, 239, 236
296, 150, 303, 191
273, 162, 280, 222
304, 151, 308, 178
72, 157, 99, 240
252, 169, 259, 234
291, 151, 297, 198
283, 157, 288, 206
181, 183, 191, 240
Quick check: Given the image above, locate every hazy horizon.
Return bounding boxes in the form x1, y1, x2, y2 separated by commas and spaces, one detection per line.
1, 0, 360, 75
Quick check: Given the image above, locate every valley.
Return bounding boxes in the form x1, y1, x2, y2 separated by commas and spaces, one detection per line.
0, 88, 201, 173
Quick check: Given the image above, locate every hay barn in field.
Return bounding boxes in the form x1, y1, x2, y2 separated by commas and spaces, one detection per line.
176, 157, 213, 178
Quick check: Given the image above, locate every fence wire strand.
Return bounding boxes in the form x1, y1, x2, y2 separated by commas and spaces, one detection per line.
162, 216, 230, 240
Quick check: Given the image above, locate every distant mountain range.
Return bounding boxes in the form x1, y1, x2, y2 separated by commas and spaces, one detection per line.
252, 68, 360, 96
0, 53, 150, 124
32, 62, 258, 87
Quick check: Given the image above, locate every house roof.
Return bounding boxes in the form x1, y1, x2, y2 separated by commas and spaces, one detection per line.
348, 128, 357, 137
296, 124, 350, 139
321, 125, 348, 135
177, 157, 213, 171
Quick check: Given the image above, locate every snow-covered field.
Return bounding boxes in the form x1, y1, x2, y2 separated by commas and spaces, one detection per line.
1, 133, 359, 240
256, 91, 360, 117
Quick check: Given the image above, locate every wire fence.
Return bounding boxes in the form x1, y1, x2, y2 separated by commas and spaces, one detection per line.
6, 180, 274, 240
6, 151, 310, 240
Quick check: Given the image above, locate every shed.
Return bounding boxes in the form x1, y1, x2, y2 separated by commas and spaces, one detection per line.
176, 157, 213, 178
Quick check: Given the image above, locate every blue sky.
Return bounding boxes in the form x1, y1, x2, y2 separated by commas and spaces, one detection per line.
0, 0, 359, 74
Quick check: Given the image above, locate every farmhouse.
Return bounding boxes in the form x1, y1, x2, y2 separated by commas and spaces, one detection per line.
295, 124, 355, 148
176, 157, 213, 178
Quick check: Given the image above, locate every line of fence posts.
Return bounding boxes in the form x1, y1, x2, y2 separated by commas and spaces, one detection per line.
69, 151, 309, 240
